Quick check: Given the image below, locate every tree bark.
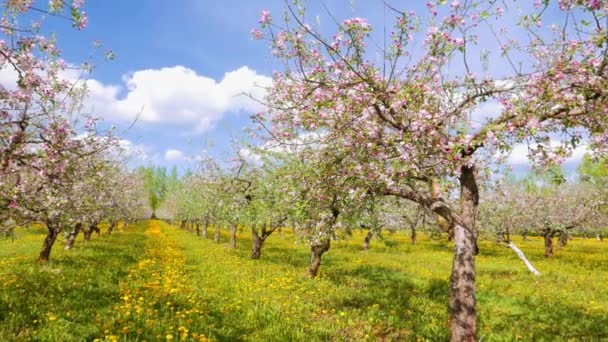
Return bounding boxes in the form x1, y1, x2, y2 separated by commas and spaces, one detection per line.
195, 221, 200, 236
362, 228, 374, 250
250, 228, 264, 259
449, 165, 478, 342
411, 226, 417, 245
229, 223, 237, 249
214, 226, 221, 243
106, 220, 117, 235
506, 242, 541, 276
84, 222, 100, 241
65, 222, 82, 250
558, 231, 568, 249
309, 239, 331, 278
121, 220, 128, 232
544, 230, 554, 257
83, 227, 92, 241
39, 220, 62, 262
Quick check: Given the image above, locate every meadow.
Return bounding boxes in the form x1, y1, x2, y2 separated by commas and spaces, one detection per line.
0, 220, 607, 341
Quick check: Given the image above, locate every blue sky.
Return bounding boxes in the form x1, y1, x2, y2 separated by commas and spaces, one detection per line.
39, 1, 587, 175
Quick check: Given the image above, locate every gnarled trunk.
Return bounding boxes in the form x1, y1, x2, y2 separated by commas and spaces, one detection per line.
411, 226, 417, 245
84, 222, 100, 241
106, 220, 117, 235
544, 230, 554, 257
229, 223, 237, 249
449, 165, 478, 342
195, 221, 201, 236
65, 222, 83, 250
362, 228, 374, 250
39, 220, 62, 262
250, 228, 265, 259
309, 239, 331, 278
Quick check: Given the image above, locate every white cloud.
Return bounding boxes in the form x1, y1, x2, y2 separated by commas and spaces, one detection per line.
117, 139, 149, 162
164, 149, 186, 162
83, 65, 271, 132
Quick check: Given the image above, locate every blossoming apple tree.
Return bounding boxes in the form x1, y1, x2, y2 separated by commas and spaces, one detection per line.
253, 1, 608, 340
0, 0, 142, 261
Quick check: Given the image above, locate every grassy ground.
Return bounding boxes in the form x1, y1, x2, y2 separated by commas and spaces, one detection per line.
0, 220, 607, 341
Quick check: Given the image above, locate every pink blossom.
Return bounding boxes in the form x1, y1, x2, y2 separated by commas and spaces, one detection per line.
250, 28, 263, 40
259, 10, 271, 26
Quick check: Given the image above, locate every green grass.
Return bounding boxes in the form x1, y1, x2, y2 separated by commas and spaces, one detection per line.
0, 222, 148, 341
1, 221, 607, 341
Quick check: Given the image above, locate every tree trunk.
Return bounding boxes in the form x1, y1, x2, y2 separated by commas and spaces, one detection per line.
84, 222, 99, 241
506, 242, 540, 276
65, 222, 82, 250
83, 227, 92, 241
106, 220, 116, 235
558, 231, 568, 249
180, 220, 186, 229
39, 221, 62, 262
202, 220, 208, 238
229, 224, 237, 249
544, 230, 554, 257
449, 165, 478, 342
362, 228, 374, 250
522, 230, 528, 241
195, 221, 200, 236
151, 211, 157, 219
250, 228, 264, 259
411, 226, 417, 244
121, 220, 128, 232
309, 239, 331, 278
188, 221, 194, 233
214, 226, 221, 243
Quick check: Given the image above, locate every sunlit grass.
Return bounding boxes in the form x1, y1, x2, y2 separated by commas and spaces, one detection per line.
0, 222, 147, 341
1, 221, 606, 341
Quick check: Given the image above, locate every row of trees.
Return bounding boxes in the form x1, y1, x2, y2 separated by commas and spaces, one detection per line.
152, 1, 608, 340
0, 1, 146, 261
248, 1, 608, 340
163, 153, 607, 269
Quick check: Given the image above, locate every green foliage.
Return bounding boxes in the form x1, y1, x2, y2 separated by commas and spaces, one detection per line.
138, 166, 176, 215
579, 153, 608, 186
1, 221, 607, 340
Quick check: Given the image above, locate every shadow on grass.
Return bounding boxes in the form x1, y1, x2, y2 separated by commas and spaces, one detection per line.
0, 224, 148, 340
478, 288, 608, 340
